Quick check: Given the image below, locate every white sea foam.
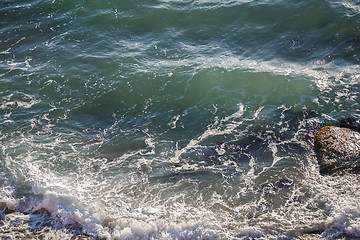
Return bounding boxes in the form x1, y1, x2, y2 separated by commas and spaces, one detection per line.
0, 122, 359, 239
1, 114, 359, 240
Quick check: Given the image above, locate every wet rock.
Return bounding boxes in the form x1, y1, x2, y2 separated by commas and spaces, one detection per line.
314, 126, 360, 174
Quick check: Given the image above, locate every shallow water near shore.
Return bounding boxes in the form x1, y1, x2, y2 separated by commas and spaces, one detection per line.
1, 0, 360, 239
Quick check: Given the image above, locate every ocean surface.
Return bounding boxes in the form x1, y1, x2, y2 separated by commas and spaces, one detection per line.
0, 0, 360, 239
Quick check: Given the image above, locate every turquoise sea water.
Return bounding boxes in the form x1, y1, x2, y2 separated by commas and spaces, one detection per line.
0, 0, 360, 239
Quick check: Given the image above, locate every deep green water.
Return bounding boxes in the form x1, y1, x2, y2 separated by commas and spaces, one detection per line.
0, 0, 360, 239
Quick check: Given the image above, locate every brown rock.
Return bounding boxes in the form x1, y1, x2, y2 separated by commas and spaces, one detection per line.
314, 126, 360, 174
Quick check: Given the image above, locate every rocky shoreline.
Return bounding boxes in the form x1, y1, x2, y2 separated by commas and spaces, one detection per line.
0, 210, 92, 240
0, 210, 326, 240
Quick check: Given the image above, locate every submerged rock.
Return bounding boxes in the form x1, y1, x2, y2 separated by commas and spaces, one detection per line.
314, 126, 360, 174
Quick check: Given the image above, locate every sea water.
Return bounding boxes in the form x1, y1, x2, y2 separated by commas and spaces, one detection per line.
0, 0, 360, 239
